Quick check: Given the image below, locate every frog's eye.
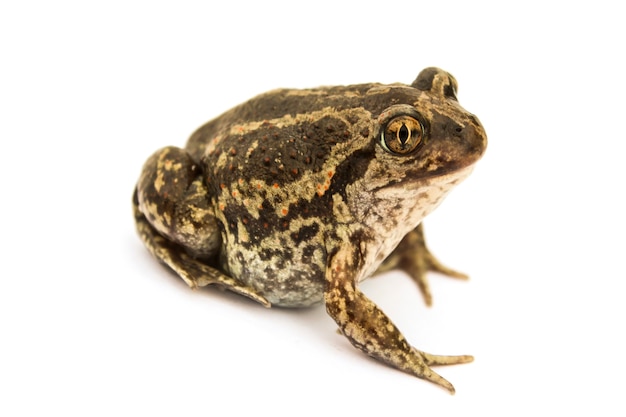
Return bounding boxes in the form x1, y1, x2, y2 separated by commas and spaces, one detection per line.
380, 116, 424, 155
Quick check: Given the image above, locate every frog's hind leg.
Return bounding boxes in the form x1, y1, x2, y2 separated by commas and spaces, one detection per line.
133, 190, 271, 307
376, 223, 468, 306
133, 146, 271, 307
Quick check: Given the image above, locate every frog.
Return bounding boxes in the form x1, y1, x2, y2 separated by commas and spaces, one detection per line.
133, 67, 487, 393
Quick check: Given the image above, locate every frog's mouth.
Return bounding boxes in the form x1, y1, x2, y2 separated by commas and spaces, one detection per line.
383, 163, 477, 195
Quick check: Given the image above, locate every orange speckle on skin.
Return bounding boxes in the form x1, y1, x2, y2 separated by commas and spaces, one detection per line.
328, 170, 334, 178
281, 208, 288, 216
232, 190, 238, 198
220, 183, 226, 189
273, 183, 279, 189
219, 203, 225, 211
256, 182, 262, 189
238, 178, 244, 185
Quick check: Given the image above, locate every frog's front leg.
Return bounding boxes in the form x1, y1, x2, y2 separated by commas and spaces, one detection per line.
377, 223, 468, 306
133, 147, 270, 307
324, 243, 472, 394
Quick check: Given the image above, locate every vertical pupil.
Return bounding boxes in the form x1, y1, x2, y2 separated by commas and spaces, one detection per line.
398, 123, 410, 144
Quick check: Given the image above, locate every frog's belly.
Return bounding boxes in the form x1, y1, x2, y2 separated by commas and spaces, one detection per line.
223, 248, 326, 308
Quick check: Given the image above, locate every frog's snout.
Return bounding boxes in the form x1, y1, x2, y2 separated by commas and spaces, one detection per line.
467, 114, 488, 158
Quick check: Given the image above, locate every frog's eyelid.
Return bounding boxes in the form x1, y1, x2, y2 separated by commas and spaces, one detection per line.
380, 130, 392, 153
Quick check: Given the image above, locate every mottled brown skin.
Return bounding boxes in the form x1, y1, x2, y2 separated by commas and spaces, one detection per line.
133, 67, 487, 393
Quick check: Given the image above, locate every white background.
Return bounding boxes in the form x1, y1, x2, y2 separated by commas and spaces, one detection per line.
2, 1, 625, 415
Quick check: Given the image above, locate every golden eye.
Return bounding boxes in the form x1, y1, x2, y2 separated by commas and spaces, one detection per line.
380, 116, 424, 155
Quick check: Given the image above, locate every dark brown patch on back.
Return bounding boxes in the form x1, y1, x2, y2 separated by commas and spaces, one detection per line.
206, 116, 350, 188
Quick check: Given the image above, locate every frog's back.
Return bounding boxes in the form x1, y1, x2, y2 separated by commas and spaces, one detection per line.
184, 82, 419, 160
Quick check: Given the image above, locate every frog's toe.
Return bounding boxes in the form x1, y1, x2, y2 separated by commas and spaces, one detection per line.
408, 348, 473, 394
419, 367, 456, 394
409, 251, 468, 306
416, 348, 474, 366
184, 257, 272, 308
424, 252, 469, 280
173, 253, 272, 307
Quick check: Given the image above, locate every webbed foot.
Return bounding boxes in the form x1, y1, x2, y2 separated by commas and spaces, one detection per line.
378, 223, 468, 306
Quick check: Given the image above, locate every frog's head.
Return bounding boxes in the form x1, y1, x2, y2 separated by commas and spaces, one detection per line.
361, 67, 487, 192
342, 68, 486, 229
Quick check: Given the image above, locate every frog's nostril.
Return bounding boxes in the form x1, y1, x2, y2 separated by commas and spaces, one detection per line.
455, 127, 463, 133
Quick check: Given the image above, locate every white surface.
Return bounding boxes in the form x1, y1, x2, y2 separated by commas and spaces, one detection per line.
1, 1, 625, 416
